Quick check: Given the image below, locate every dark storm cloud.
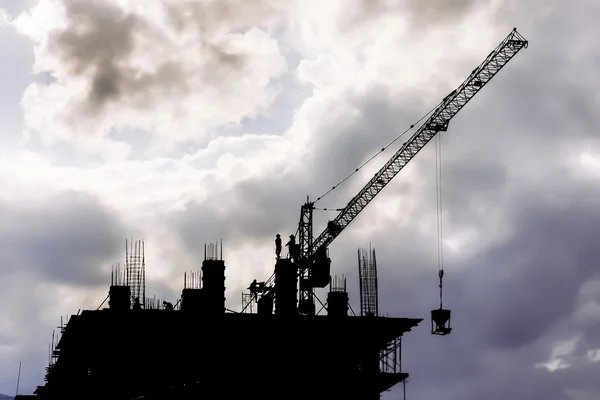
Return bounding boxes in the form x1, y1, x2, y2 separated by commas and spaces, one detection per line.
364, 0, 485, 20
164, 0, 279, 34
0, 190, 126, 286
338, 180, 600, 400
168, 68, 507, 254
170, 1, 600, 399
402, 0, 492, 23
47, 0, 278, 115
173, 174, 307, 251
306, 85, 431, 193
344, 0, 493, 29
378, 6, 600, 399
48, 0, 185, 113
468, 188, 600, 350
0, 190, 129, 395
162, 0, 283, 84
169, 85, 434, 258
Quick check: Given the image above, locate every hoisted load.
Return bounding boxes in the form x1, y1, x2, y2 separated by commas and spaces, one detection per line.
431, 308, 452, 335
430, 129, 451, 335
431, 270, 451, 335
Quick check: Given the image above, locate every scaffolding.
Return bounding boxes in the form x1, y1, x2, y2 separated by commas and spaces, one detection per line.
241, 292, 254, 314
126, 239, 146, 309
358, 245, 379, 317
380, 337, 402, 374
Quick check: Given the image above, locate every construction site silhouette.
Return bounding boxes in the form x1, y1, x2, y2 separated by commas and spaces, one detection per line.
19, 28, 528, 400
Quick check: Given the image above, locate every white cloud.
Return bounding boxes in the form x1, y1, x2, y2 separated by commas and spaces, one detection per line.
0, 8, 9, 25
2, 0, 600, 398
536, 336, 581, 372
9, 0, 62, 41
12, 0, 288, 160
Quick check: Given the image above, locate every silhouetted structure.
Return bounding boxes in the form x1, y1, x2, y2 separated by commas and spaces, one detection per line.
358, 246, 379, 317
181, 271, 202, 312
327, 275, 349, 317
26, 28, 529, 400
35, 310, 420, 400
31, 239, 420, 400
126, 239, 146, 309
241, 29, 528, 336
202, 241, 226, 314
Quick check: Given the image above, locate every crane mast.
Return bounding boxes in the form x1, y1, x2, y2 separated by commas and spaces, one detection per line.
244, 28, 528, 316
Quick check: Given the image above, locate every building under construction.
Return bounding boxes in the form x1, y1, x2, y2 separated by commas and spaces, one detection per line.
20, 29, 528, 400
32, 240, 417, 400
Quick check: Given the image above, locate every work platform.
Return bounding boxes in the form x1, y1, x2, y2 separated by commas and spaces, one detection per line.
36, 309, 421, 400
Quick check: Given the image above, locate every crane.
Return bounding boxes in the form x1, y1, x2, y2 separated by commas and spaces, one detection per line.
244, 28, 528, 325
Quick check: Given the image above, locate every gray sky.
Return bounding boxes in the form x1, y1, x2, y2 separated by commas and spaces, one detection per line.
1, 0, 600, 398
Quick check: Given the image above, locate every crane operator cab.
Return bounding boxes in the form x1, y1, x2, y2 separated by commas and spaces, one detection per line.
327, 220, 342, 236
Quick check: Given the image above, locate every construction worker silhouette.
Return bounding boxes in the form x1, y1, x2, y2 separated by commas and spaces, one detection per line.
286, 234, 300, 262
249, 279, 258, 293
249, 279, 259, 300
275, 234, 282, 259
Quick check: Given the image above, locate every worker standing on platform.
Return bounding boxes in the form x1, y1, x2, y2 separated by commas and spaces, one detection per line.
286, 234, 300, 262
275, 234, 282, 259
249, 279, 259, 300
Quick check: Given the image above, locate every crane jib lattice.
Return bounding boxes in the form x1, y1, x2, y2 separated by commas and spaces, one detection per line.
242, 28, 528, 314
311, 28, 528, 255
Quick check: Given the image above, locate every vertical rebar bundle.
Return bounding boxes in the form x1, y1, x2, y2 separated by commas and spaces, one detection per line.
145, 295, 165, 310
204, 240, 223, 261
358, 245, 379, 317
111, 263, 126, 286
184, 271, 202, 289
126, 238, 146, 309
330, 275, 347, 292
202, 240, 226, 314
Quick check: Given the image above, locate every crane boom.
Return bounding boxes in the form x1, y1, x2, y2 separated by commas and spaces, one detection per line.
312, 28, 528, 254
242, 28, 528, 315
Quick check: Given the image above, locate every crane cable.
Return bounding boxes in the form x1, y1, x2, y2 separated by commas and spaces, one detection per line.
435, 133, 445, 309
314, 101, 443, 204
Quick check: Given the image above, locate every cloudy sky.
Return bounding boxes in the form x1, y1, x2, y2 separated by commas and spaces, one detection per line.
1, 0, 600, 398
